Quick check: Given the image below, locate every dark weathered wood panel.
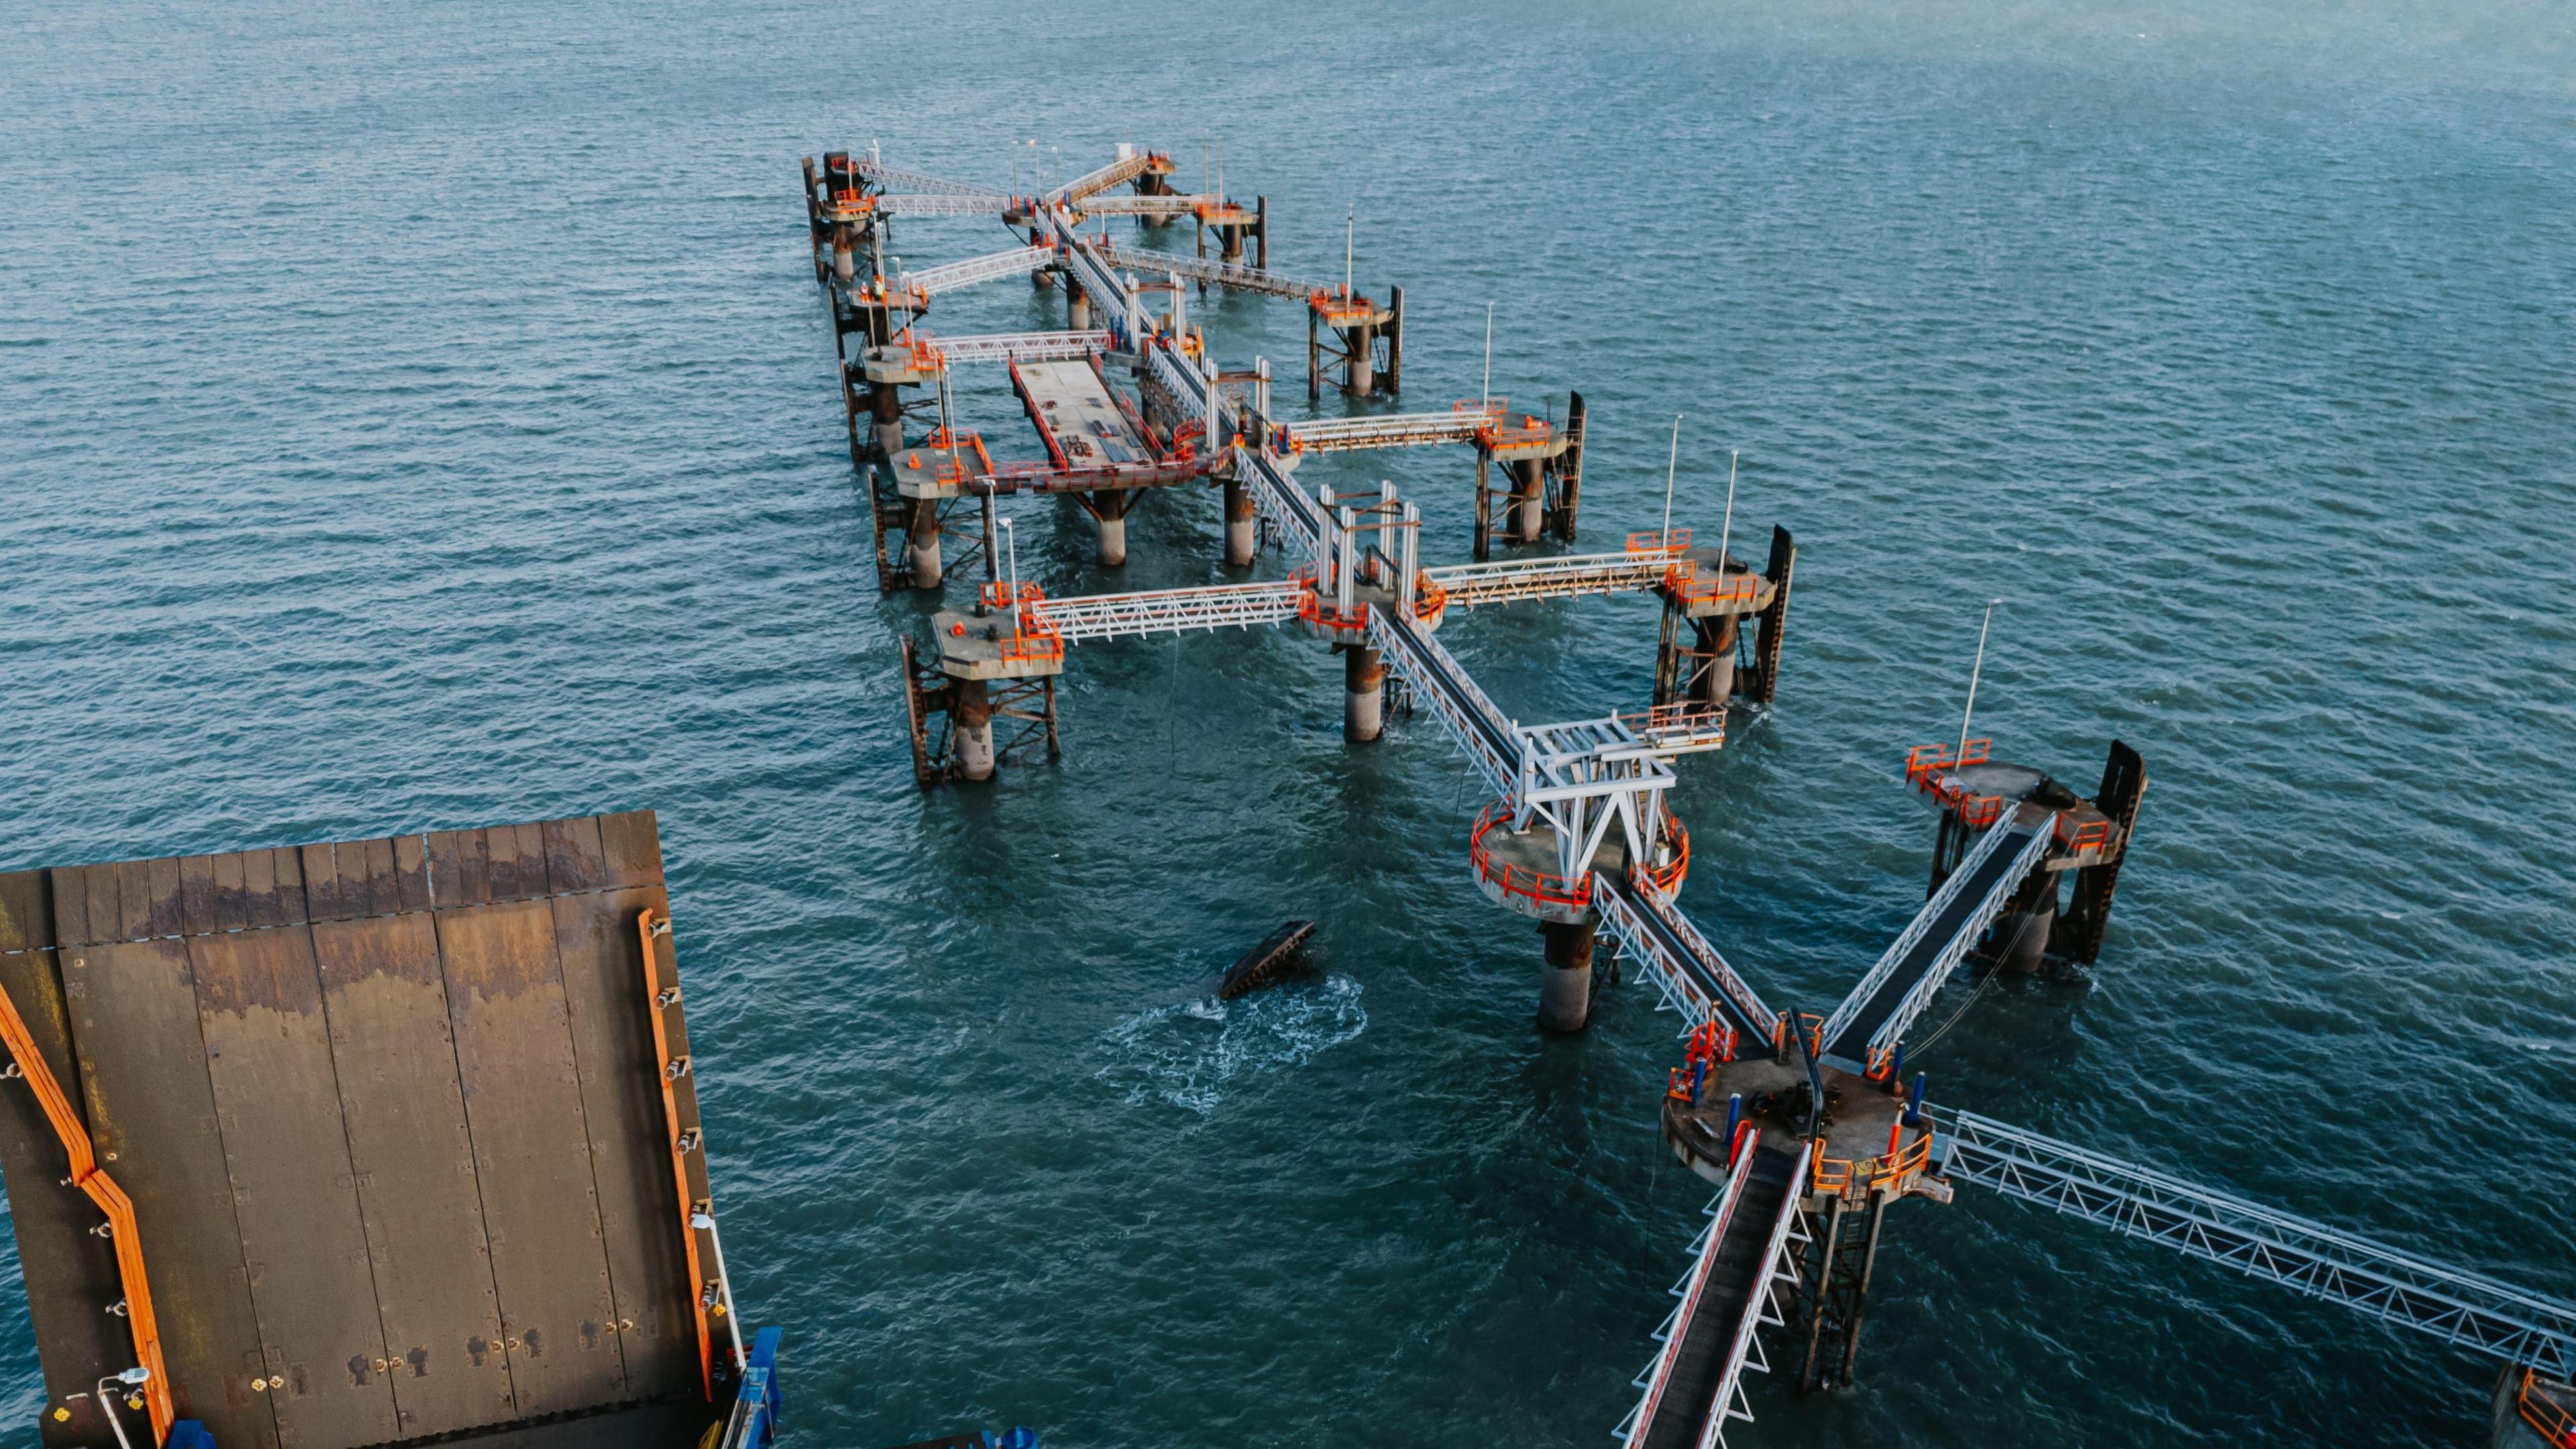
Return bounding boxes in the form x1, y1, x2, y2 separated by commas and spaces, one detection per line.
433, 900, 627, 1413
0, 872, 127, 1448
597, 813, 665, 891
311, 914, 517, 1440
550, 883, 698, 1401
189, 929, 397, 1449
61, 934, 278, 1449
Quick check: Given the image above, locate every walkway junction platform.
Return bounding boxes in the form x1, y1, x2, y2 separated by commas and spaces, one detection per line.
800, 137, 2571, 1449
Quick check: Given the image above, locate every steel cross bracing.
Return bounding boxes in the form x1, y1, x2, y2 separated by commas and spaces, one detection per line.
1284, 412, 1495, 453
1811, 814, 2055, 1065
894, 246, 1057, 299
1423, 552, 1674, 609
1086, 237, 1331, 301
875, 193, 1014, 217
1593, 874, 1776, 1040
851, 158, 998, 197
1613, 1142, 1815, 1449
1515, 717, 1678, 885
920, 329, 1108, 365
1047, 152, 1155, 206
1933, 1111, 2576, 1377
1032, 582, 1305, 642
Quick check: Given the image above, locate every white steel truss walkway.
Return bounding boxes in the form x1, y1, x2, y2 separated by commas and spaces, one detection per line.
1933, 1111, 2576, 1377
1424, 552, 1675, 609
894, 246, 1056, 299
1032, 582, 1305, 643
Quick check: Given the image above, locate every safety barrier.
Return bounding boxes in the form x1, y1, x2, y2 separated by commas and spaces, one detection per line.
1812, 1129, 1933, 1198
1476, 412, 1556, 453
1662, 557, 1763, 608
1638, 814, 1690, 898
2520, 1368, 2576, 1446
1626, 527, 1693, 555
1904, 738, 1992, 786
2054, 816, 2111, 853
1469, 800, 1593, 911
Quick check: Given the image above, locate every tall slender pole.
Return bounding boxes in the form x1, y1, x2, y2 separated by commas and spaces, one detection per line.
1002, 518, 1021, 639
1715, 448, 1738, 588
1660, 413, 1682, 543
1481, 301, 1496, 413
1345, 204, 1355, 299
1958, 598, 2000, 761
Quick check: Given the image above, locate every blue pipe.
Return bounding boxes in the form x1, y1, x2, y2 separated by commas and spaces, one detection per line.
1903, 1072, 1927, 1128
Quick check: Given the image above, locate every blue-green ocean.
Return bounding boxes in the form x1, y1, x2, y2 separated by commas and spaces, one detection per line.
3, 2, 2571, 1444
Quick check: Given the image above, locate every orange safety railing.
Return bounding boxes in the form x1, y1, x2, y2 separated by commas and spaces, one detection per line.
2519, 1368, 2576, 1447
1662, 557, 1762, 608
1626, 527, 1693, 555
1811, 1129, 1934, 1197
1412, 574, 1448, 621
1623, 701, 1726, 737
980, 580, 1044, 610
924, 429, 994, 488
1468, 800, 1594, 911
889, 329, 946, 374
0, 980, 175, 1438
1637, 814, 1690, 897
1904, 739, 1992, 787
1477, 413, 1554, 451
2054, 816, 2110, 853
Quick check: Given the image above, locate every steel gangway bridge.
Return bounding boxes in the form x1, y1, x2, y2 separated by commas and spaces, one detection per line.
1618, 1138, 1811, 1449
818, 143, 2576, 1447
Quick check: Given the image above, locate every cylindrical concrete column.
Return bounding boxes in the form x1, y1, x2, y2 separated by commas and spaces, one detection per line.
1343, 646, 1384, 743
907, 501, 943, 588
1537, 919, 1598, 1032
1695, 613, 1739, 704
1224, 476, 1256, 567
1509, 458, 1545, 543
1219, 227, 1244, 269
953, 678, 996, 780
1995, 907, 2055, 975
868, 382, 904, 460
1344, 323, 1375, 396
1030, 231, 1055, 289
833, 225, 855, 282
1067, 279, 1090, 333
1093, 491, 1127, 566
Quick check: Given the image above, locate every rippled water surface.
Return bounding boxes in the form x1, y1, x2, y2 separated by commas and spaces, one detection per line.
4, 3, 2572, 1446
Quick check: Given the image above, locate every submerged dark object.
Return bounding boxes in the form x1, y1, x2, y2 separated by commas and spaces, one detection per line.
1218, 920, 1316, 999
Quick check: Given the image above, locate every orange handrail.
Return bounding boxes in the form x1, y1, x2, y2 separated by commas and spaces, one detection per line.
638, 911, 718, 1403
2054, 816, 2110, 853
1637, 814, 1690, 898
2520, 1368, 2576, 1446
1626, 527, 1691, 555
1661, 559, 1761, 607
0, 977, 174, 1439
1468, 801, 1593, 910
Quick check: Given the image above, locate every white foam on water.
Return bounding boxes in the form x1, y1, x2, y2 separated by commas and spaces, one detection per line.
1094, 975, 1367, 1117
